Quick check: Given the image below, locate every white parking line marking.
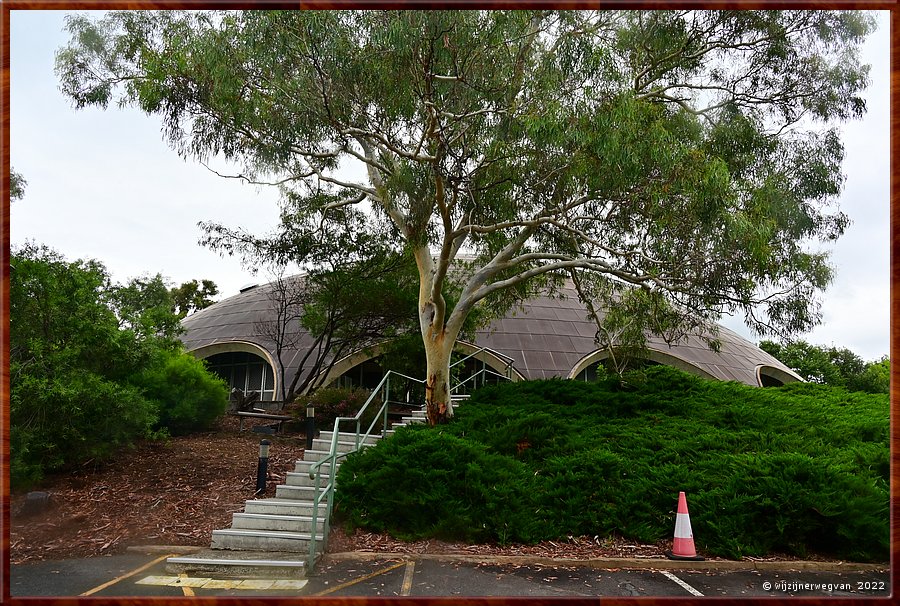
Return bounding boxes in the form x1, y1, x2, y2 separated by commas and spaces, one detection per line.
660, 570, 704, 596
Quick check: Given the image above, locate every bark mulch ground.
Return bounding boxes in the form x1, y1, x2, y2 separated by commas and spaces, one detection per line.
10, 415, 305, 564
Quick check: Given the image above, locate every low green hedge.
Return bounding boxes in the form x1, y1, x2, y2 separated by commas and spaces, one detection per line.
335, 367, 888, 561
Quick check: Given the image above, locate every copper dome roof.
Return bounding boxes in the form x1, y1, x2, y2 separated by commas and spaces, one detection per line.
180, 276, 801, 396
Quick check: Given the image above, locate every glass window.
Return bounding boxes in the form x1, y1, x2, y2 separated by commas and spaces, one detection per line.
233, 366, 248, 392
248, 364, 263, 392
204, 351, 277, 400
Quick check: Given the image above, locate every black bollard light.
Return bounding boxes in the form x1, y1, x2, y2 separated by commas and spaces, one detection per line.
255, 439, 271, 495
306, 402, 315, 450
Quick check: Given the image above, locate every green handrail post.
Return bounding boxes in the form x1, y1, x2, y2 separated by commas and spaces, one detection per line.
384, 373, 391, 438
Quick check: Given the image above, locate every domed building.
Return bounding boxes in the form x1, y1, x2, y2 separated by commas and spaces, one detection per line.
180, 275, 802, 403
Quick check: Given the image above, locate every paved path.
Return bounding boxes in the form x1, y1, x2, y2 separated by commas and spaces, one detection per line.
9, 550, 891, 598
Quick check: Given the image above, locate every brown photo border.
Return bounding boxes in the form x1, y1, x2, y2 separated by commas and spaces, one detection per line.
1, 1, 896, 604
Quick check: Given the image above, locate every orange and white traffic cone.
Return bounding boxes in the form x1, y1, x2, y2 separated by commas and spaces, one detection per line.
665, 491, 704, 561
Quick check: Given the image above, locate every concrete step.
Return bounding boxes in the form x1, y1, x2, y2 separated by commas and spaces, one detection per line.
310, 438, 363, 453
292, 459, 336, 476
302, 449, 350, 463
317, 431, 381, 446
275, 484, 324, 501
166, 549, 309, 579
231, 512, 325, 533
303, 449, 343, 462
211, 528, 324, 553
244, 498, 322, 517
285, 471, 332, 488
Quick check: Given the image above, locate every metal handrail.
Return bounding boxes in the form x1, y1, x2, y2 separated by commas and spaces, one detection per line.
450, 346, 515, 375
306, 370, 426, 568
451, 367, 511, 394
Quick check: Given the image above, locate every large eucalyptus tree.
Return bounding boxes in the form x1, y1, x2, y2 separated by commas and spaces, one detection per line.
57, 10, 874, 424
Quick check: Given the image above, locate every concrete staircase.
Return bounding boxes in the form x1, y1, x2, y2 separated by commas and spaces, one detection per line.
166, 408, 428, 578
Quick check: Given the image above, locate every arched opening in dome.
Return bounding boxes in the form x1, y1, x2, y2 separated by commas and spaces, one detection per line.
573, 357, 663, 381
756, 365, 798, 387
319, 340, 522, 398
202, 350, 276, 401
569, 348, 717, 382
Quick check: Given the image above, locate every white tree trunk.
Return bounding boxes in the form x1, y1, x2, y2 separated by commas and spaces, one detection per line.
424, 333, 454, 425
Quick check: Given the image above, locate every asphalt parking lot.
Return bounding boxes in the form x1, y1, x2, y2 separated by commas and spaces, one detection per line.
9, 549, 891, 598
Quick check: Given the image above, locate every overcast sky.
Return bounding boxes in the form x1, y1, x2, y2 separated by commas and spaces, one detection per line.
9, 10, 891, 361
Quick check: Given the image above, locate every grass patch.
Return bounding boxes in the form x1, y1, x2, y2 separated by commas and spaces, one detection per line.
335, 367, 888, 561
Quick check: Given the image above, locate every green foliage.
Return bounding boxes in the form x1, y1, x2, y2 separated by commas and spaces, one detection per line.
300, 246, 419, 345
760, 340, 889, 393
10, 243, 229, 487
136, 349, 229, 435
113, 273, 184, 344
337, 428, 542, 544
851, 357, 890, 395
170, 279, 219, 318
337, 367, 888, 561
286, 387, 380, 432
10, 369, 157, 488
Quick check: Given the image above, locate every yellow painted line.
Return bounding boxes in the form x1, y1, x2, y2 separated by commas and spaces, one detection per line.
200, 579, 240, 589
400, 561, 416, 596
80, 553, 176, 596
271, 579, 309, 590
167, 576, 213, 588
238, 579, 275, 590
179, 573, 196, 596
313, 561, 407, 596
136, 576, 179, 586
137, 576, 308, 591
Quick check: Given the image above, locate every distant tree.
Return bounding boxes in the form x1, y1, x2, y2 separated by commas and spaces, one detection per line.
760, 339, 888, 393
58, 10, 875, 424
255, 270, 307, 402
10, 168, 26, 201
113, 274, 184, 344
253, 246, 420, 403
850, 356, 890, 394
170, 279, 219, 317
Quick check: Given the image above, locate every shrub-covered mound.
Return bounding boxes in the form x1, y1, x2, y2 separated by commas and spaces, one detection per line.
335, 366, 889, 562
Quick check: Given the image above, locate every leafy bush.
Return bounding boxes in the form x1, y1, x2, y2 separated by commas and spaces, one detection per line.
9, 243, 227, 487
287, 386, 381, 431
137, 350, 230, 435
10, 368, 158, 488
336, 366, 889, 562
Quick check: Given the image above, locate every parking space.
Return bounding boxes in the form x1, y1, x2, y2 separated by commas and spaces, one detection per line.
10, 553, 178, 597
10, 552, 891, 598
